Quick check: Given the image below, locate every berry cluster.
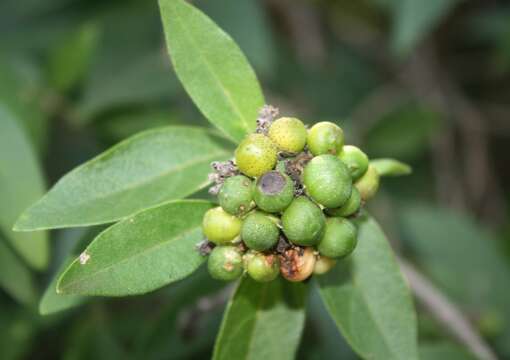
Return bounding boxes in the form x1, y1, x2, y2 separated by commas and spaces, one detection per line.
200, 106, 380, 283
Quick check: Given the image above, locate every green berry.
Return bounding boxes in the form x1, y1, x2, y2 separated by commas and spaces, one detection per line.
235, 134, 277, 177
268, 117, 307, 153
303, 154, 352, 208
280, 247, 316, 282
202, 207, 242, 245
307, 121, 344, 156
207, 246, 243, 281
338, 145, 369, 181
317, 218, 357, 258
326, 187, 361, 217
218, 175, 254, 216
354, 164, 380, 201
281, 196, 325, 246
313, 256, 337, 275
253, 171, 294, 213
246, 252, 280, 282
241, 211, 280, 251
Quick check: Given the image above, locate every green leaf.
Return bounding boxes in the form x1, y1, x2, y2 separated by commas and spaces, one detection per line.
48, 22, 99, 92
370, 158, 412, 177
39, 258, 86, 315
400, 205, 510, 352
364, 102, 440, 160
40, 227, 109, 315
420, 342, 477, 360
317, 214, 418, 360
0, 105, 49, 269
77, 51, 178, 122
213, 276, 307, 360
0, 236, 36, 305
56, 200, 213, 296
159, 0, 265, 143
15, 126, 231, 231
392, 0, 460, 54
195, 0, 276, 77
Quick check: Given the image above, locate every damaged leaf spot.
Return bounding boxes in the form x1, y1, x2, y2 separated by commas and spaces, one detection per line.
79, 251, 91, 265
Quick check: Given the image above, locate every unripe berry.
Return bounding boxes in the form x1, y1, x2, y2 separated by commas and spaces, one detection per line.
207, 246, 243, 281
303, 154, 352, 208
280, 247, 316, 282
246, 251, 280, 282
307, 121, 344, 156
354, 164, 380, 201
202, 207, 242, 245
235, 134, 277, 177
313, 256, 337, 275
338, 145, 369, 181
218, 175, 254, 216
325, 187, 361, 217
317, 218, 357, 258
253, 171, 294, 213
241, 211, 279, 251
281, 196, 325, 246
268, 117, 307, 153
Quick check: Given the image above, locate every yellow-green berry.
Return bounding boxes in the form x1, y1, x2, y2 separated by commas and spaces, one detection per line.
235, 134, 277, 177
207, 246, 243, 281
202, 207, 242, 245
241, 211, 280, 251
282, 196, 325, 246
279, 247, 316, 282
218, 175, 254, 216
354, 164, 380, 201
303, 154, 352, 208
307, 121, 344, 155
268, 117, 307, 153
253, 170, 294, 213
338, 145, 369, 181
326, 187, 361, 217
313, 256, 337, 275
246, 252, 280, 282
317, 218, 357, 258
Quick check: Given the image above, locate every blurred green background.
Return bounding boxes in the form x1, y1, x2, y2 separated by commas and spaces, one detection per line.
1, 0, 509, 359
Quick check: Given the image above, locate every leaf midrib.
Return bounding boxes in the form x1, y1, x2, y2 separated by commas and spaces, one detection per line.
170, 0, 251, 135
29, 149, 226, 216
59, 225, 202, 293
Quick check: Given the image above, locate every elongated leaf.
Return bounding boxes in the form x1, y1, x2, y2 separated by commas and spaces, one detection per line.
0, 105, 48, 269
370, 158, 412, 177
159, 0, 265, 143
48, 22, 99, 92
57, 200, 213, 296
40, 227, 107, 315
400, 205, 510, 353
15, 126, 231, 231
317, 214, 418, 360
0, 236, 36, 305
420, 342, 476, 360
213, 276, 307, 360
40, 258, 86, 315
392, 0, 460, 54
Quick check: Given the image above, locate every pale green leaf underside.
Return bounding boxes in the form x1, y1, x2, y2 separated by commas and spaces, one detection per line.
213, 276, 307, 360
0, 236, 36, 305
370, 158, 412, 177
0, 105, 48, 269
15, 126, 231, 231
57, 200, 213, 296
39, 258, 86, 315
159, 0, 265, 143
317, 214, 418, 360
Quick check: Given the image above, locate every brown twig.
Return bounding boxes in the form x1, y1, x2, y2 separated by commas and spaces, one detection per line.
399, 258, 498, 360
